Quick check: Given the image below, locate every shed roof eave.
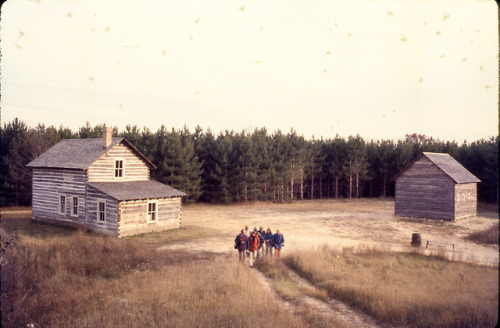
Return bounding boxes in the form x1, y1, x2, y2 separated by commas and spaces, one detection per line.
87, 180, 187, 201
117, 195, 185, 202
27, 165, 86, 171
392, 152, 481, 184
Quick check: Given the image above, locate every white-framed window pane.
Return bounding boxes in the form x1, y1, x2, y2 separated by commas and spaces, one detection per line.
115, 160, 123, 178
60, 195, 66, 214
98, 201, 106, 221
72, 196, 79, 216
148, 202, 157, 221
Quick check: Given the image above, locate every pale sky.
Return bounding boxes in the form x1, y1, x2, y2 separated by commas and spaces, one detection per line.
1, 0, 498, 141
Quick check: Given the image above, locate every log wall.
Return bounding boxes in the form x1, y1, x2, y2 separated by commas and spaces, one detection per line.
87, 142, 150, 182
31, 168, 87, 226
454, 183, 477, 219
118, 197, 181, 237
86, 185, 120, 236
395, 157, 456, 220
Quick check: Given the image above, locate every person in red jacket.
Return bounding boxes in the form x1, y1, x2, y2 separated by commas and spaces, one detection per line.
248, 231, 260, 267
235, 229, 249, 262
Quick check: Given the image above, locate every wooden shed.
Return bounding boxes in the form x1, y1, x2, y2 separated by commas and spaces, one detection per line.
393, 152, 480, 220
26, 127, 187, 237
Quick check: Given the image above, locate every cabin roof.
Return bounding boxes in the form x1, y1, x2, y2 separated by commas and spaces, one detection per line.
88, 180, 187, 201
393, 152, 481, 183
26, 138, 155, 170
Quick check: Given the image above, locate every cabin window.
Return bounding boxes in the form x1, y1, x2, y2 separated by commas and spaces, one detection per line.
147, 201, 157, 222
71, 196, 79, 217
114, 160, 124, 178
98, 201, 106, 222
59, 195, 66, 215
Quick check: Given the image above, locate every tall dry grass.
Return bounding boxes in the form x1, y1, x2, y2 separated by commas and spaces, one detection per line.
284, 247, 498, 328
1, 228, 300, 328
467, 222, 499, 245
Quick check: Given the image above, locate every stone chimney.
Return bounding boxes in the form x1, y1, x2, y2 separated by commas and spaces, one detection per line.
103, 126, 113, 148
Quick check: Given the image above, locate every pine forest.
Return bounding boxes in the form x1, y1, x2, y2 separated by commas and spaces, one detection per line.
1, 118, 498, 207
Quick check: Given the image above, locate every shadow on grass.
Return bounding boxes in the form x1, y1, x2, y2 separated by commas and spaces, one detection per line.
398, 216, 459, 228
1, 214, 221, 251
1, 215, 79, 239
467, 223, 499, 245
129, 225, 221, 246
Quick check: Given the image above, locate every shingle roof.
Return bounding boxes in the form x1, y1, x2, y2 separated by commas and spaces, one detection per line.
26, 138, 155, 170
88, 180, 187, 201
393, 152, 480, 183
422, 152, 480, 183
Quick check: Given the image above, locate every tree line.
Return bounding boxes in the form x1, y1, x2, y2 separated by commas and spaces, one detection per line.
1, 118, 498, 206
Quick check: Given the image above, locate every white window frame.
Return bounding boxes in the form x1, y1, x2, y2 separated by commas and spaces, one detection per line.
114, 158, 125, 179
147, 200, 158, 222
71, 196, 79, 217
59, 194, 66, 215
97, 200, 107, 222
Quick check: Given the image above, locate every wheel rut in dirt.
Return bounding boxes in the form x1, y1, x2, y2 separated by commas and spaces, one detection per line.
249, 260, 381, 328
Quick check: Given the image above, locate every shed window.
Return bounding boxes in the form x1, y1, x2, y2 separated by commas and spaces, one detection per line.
98, 201, 106, 222
147, 201, 157, 222
115, 160, 124, 178
59, 195, 66, 215
71, 196, 79, 217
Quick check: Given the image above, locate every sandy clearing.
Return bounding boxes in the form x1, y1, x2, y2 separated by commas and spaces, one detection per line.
171, 199, 499, 266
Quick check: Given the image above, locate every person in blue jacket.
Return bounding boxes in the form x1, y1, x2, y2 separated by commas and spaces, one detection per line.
235, 229, 249, 262
264, 228, 274, 257
257, 226, 265, 259
273, 229, 285, 258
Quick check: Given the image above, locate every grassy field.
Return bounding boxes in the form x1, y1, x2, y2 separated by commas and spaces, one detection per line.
281, 247, 498, 328
1, 201, 498, 328
1, 225, 304, 328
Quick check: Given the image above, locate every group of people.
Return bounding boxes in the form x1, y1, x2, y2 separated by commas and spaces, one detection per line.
234, 226, 285, 266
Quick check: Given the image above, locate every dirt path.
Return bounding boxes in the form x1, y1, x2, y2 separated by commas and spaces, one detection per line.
249, 268, 295, 313
246, 260, 381, 328
283, 268, 380, 328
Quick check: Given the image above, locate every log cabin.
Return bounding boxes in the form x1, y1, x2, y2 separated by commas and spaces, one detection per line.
393, 152, 480, 221
26, 127, 187, 237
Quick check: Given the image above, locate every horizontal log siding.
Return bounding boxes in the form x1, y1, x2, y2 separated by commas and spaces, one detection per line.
86, 185, 119, 236
87, 143, 150, 182
31, 168, 87, 225
454, 183, 477, 219
395, 157, 456, 220
118, 197, 181, 237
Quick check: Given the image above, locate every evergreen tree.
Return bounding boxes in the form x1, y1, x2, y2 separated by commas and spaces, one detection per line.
120, 125, 142, 148
79, 122, 103, 138
457, 137, 499, 203
0, 119, 31, 205
345, 135, 369, 198
367, 139, 397, 198
151, 126, 203, 201
251, 128, 272, 201
325, 136, 347, 199
287, 129, 306, 200
179, 126, 203, 202
304, 137, 325, 199
270, 130, 290, 202
198, 129, 231, 203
